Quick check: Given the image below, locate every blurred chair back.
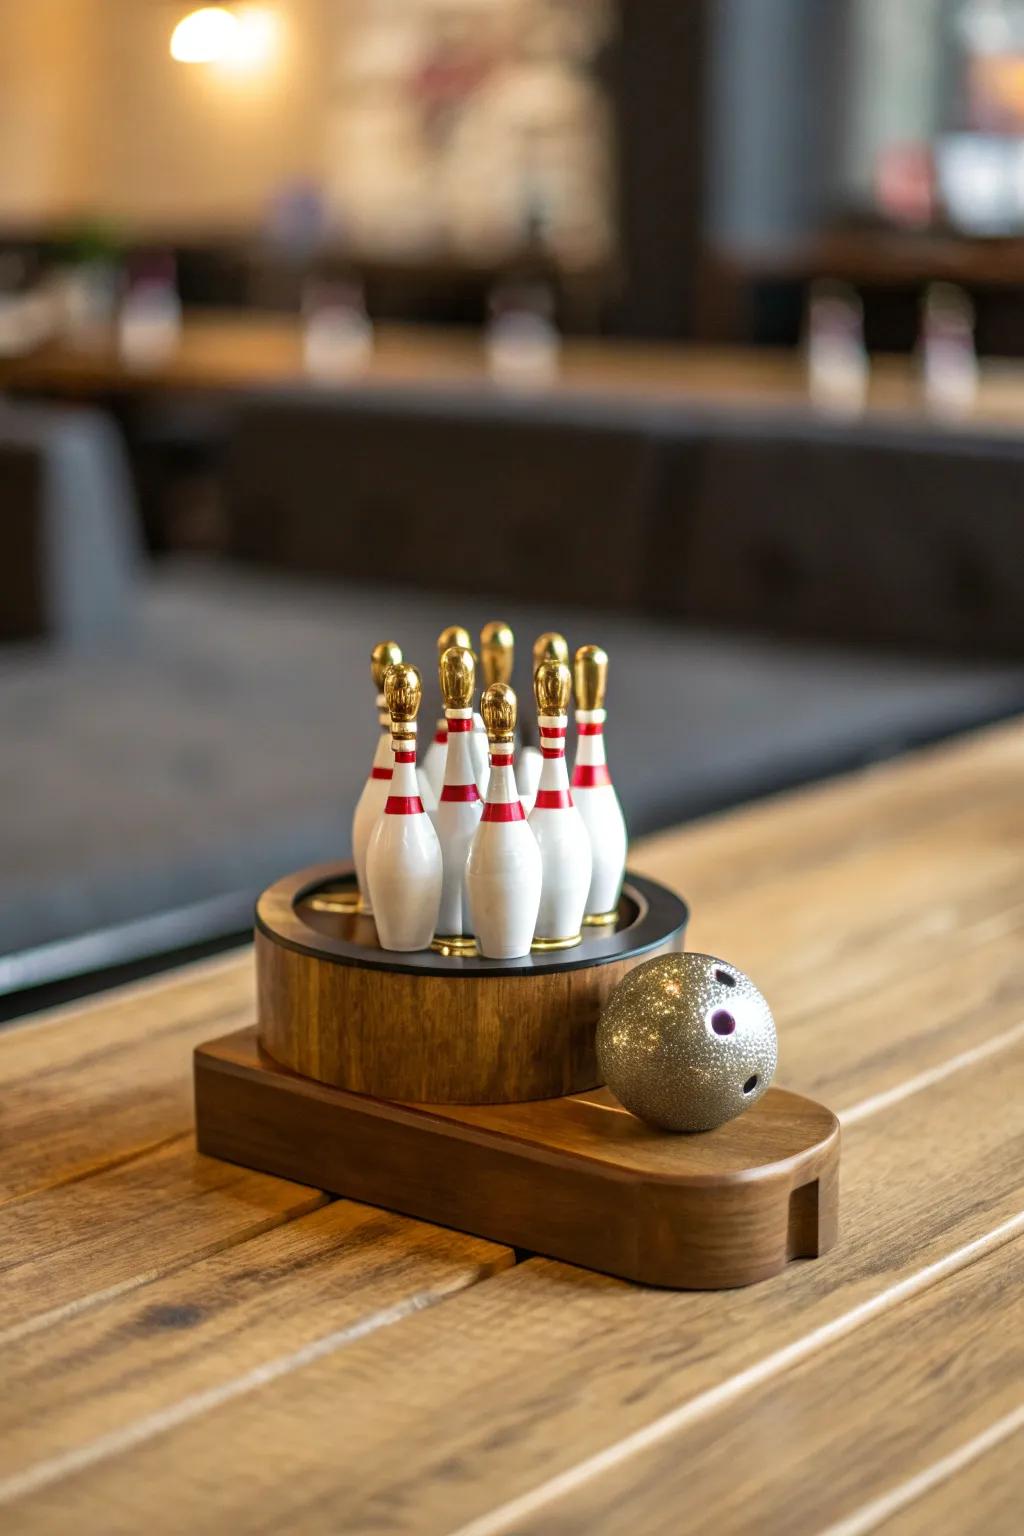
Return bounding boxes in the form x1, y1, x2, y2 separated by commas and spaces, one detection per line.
0, 402, 140, 647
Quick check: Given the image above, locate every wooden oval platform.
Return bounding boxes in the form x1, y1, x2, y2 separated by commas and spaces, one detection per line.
256, 863, 689, 1104
196, 1027, 840, 1289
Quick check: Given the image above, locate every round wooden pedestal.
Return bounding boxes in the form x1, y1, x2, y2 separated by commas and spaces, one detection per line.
256, 862, 689, 1104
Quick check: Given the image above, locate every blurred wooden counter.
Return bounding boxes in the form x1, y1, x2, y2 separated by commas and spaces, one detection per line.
6, 309, 1024, 432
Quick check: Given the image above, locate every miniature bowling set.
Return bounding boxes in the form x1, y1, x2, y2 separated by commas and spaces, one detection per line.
192, 613, 839, 1294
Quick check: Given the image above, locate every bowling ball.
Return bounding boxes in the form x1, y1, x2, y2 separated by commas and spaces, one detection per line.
596, 952, 777, 1132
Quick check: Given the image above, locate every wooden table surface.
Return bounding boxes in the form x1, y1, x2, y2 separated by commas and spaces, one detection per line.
3, 719, 1024, 1533
8, 310, 1024, 432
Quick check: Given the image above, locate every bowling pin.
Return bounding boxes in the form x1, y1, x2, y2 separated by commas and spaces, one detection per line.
477, 621, 516, 797
432, 644, 483, 953
423, 624, 472, 803
520, 631, 568, 814
352, 639, 402, 913
572, 645, 628, 925
466, 682, 542, 960
366, 662, 443, 951
528, 659, 592, 950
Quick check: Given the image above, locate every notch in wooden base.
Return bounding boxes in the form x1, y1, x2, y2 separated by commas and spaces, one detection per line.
196, 1029, 839, 1289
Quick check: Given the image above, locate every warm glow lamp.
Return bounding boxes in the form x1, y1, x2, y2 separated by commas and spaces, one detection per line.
170, 7, 239, 64
170, 5, 279, 69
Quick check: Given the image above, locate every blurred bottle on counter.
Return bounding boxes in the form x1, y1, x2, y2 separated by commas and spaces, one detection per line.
0, 253, 57, 358
53, 222, 122, 352
486, 279, 560, 388
302, 277, 374, 380
805, 280, 869, 418
119, 250, 182, 369
919, 282, 979, 418
486, 185, 561, 388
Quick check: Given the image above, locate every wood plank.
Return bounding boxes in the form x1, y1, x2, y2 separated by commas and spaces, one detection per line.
6, 1028, 1024, 1533
0, 1138, 325, 1338
0, 1201, 511, 1498
870, 1423, 1024, 1536
197, 1032, 839, 1289
634, 717, 1024, 909
496, 1236, 1024, 1535
0, 952, 252, 1206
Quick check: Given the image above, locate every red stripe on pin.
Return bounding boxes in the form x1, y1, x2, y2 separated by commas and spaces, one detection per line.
440, 783, 480, 802
490, 753, 514, 767
384, 795, 424, 815
481, 800, 525, 822
371, 767, 393, 781
577, 723, 604, 736
447, 718, 472, 733
534, 788, 573, 810
541, 747, 565, 759
540, 726, 567, 738
572, 764, 611, 788
394, 751, 416, 763
434, 730, 447, 745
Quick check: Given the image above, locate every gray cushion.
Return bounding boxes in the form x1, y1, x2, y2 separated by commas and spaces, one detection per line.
0, 402, 140, 648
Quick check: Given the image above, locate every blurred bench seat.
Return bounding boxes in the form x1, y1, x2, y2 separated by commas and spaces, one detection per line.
224, 387, 1024, 656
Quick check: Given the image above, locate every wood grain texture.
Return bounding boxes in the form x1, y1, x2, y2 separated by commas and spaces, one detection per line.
503, 1235, 1024, 1536
0, 1138, 325, 1338
0, 1201, 511, 1496
257, 869, 686, 1103
872, 1424, 1024, 1536
4, 721, 1024, 1532
196, 1028, 838, 1289
14, 1023, 1024, 1534
0, 952, 252, 1207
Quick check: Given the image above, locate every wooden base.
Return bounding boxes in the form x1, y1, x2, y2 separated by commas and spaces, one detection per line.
195, 1028, 840, 1290
256, 864, 688, 1103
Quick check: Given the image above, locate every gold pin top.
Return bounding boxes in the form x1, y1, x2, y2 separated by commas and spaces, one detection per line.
480, 621, 514, 688
532, 631, 569, 673
437, 625, 471, 656
534, 658, 572, 717
383, 662, 422, 739
371, 640, 402, 691
481, 681, 517, 743
439, 645, 476, 710
573, 645, 608, 711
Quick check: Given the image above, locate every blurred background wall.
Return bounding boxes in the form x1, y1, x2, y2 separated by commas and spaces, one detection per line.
4, 0, 1024, 1011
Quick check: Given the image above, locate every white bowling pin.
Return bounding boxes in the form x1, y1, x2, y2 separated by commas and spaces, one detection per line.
517, 745, 542, 816
424, 624, 474, 803
528, 660, 591, 949
433, 646, 483, 949
469, 710, 489, 798
572, 645, 627, 924
352, 640, 402, 913
520, 631, 567, 817
417, 763, 438, 814
366, 663, 442, 951
466, 683, 541, 960
477, 620, 514, 800
423, 717, 448, 803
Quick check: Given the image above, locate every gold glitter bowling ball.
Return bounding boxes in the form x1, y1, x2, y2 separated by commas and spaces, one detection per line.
596, 952, 777, 1132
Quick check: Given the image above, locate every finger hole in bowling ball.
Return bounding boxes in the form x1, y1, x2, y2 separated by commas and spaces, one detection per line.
710, 1009, 736, 1036
714, 968, 736, 987
743, 1074, 759, 1095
